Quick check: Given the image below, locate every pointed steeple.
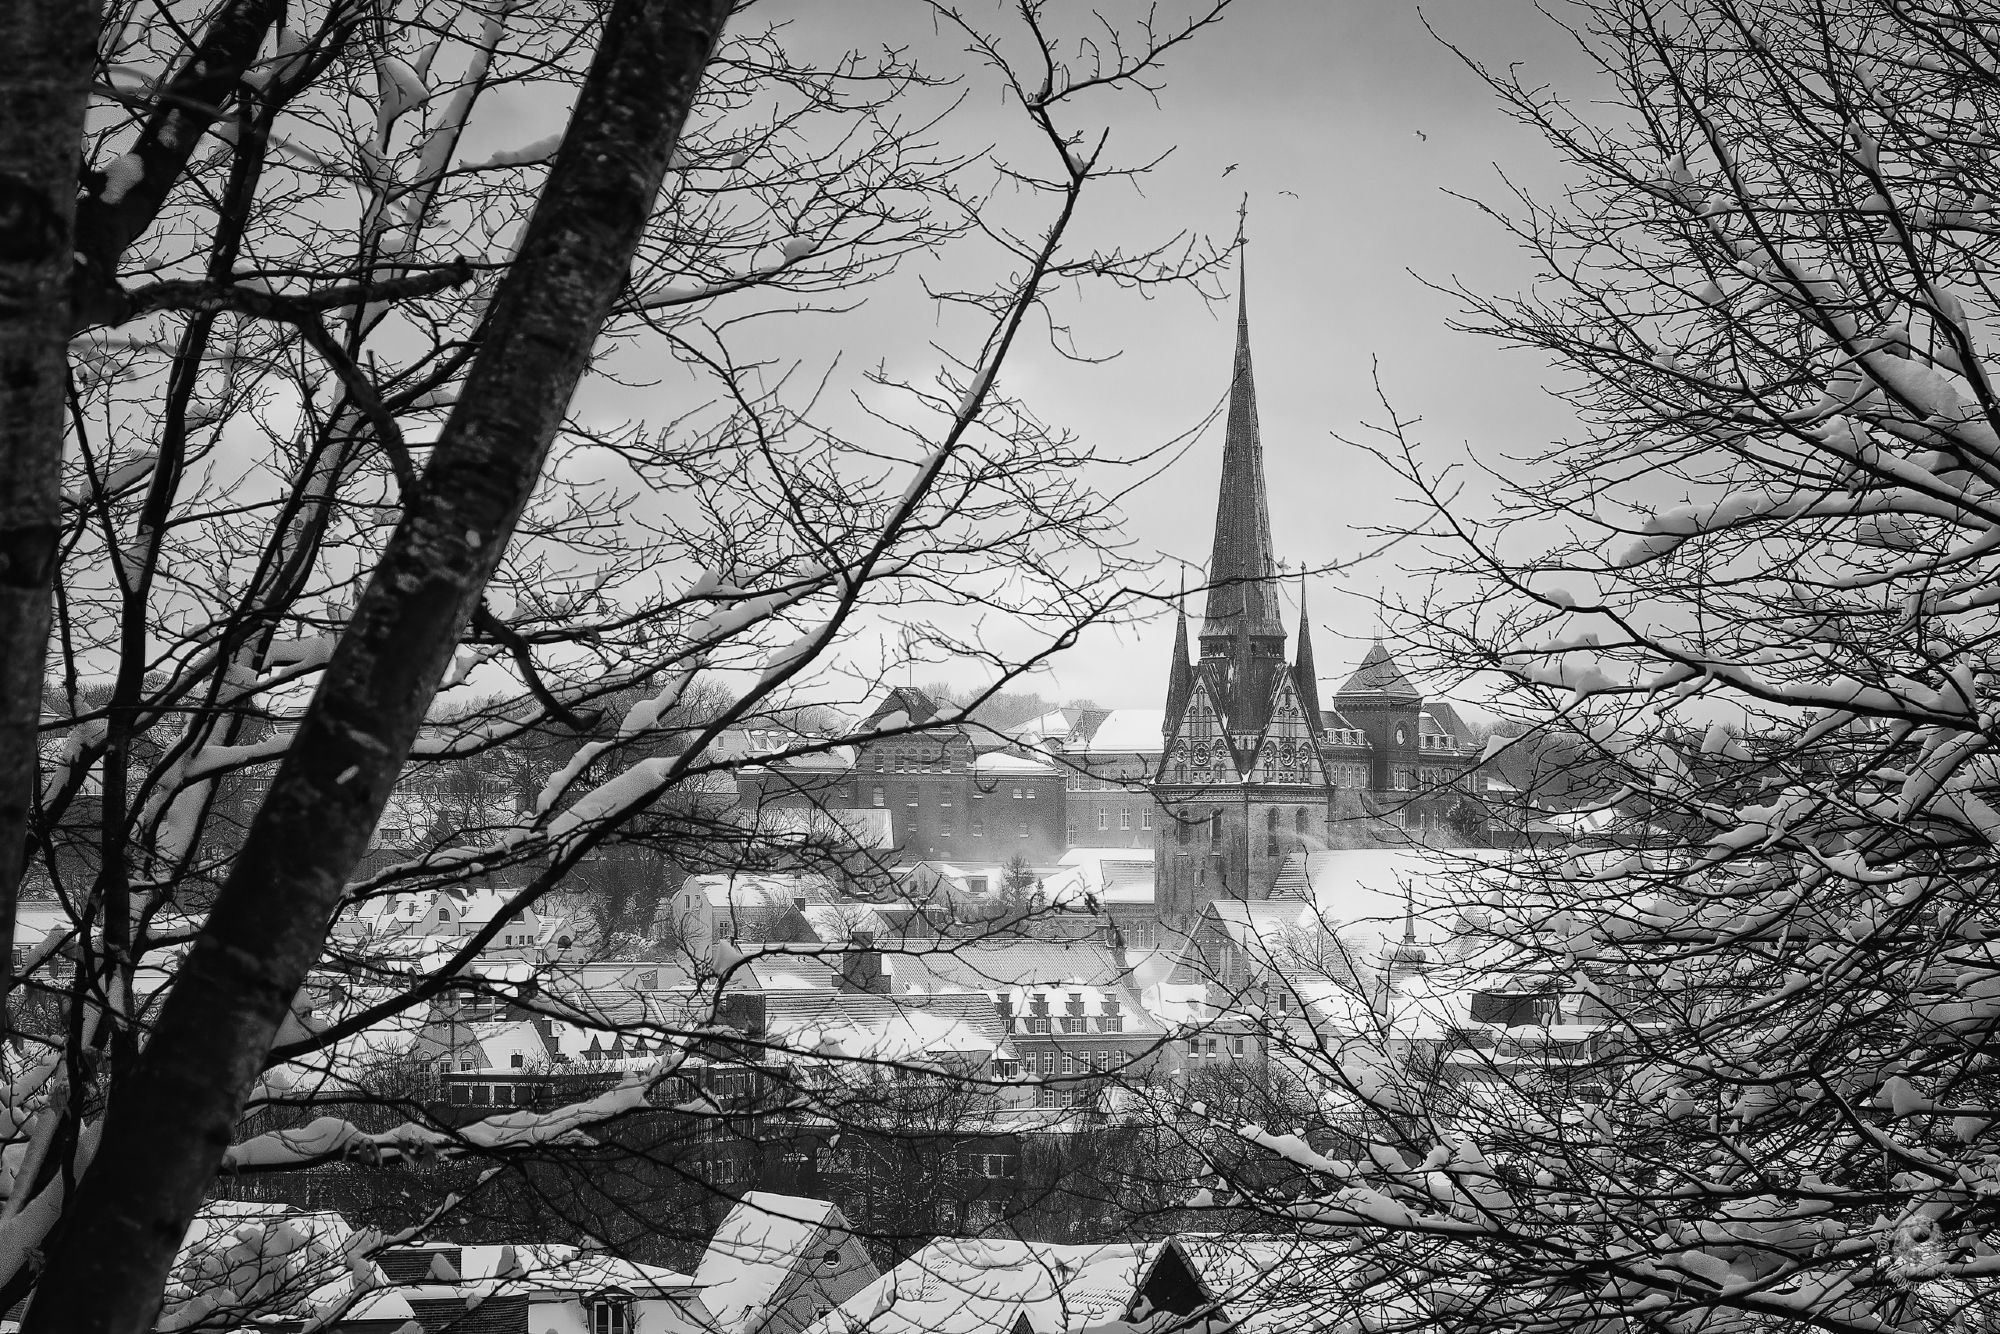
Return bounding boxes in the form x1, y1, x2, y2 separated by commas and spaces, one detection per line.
1164, 587, 1194, 734
1200, 219, 1285, 656
1293, 576, 1323, 730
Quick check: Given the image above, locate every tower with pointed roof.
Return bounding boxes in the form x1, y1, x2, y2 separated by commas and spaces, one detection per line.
1331, 639, 1425, 794
1152, 235, 1340, 925
1148, 216, 1482, 927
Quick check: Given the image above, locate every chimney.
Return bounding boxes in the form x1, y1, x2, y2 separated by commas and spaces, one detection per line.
716, 993, 767, 1037
1105, 921, 1130, 976
838, 931, 890, 995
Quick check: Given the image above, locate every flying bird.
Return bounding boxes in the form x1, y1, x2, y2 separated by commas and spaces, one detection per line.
1414, 130, 1428, 141
1221, 163, 1239, 176
1279, 190, 1299, 199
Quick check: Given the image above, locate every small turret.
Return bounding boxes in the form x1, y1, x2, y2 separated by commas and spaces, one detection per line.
1164, 593, 1194, 735
1293, 577, 1323, 734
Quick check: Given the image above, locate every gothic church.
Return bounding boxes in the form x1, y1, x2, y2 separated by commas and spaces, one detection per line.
1151, 263, 1477, 927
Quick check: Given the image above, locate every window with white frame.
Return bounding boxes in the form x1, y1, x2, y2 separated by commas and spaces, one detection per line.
589, 1297, 631, 1334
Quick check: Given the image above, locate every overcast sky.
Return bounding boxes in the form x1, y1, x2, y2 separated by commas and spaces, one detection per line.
559, 1, 1610, 714
1015, 0, 1599, 708
920, 0, 1602, 709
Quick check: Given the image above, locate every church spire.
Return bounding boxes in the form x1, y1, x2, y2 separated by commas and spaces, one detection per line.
1164, 580, 1194, 734
1201, 207, 1285, 655
1293, 574, 1323, 731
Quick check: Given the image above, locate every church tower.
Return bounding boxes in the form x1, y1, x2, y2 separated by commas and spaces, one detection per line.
1154, 241, 1333, 927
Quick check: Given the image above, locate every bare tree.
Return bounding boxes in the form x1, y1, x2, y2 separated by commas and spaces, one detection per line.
1189, 3, 2000, 1332
0, 0, 1239, 1328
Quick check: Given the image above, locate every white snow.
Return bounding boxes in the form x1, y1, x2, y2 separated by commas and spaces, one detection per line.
460, 132, 561, 169
98, 152, 145, 206
375, 57, 429, 125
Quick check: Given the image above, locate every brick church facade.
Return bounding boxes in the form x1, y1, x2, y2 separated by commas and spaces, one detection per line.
1150, 262, 1479, 928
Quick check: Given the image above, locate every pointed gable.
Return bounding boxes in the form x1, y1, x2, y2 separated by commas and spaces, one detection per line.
1335, 640, 1421, 702
1159, 676, 1240, 785
1245, 671, 1327, 785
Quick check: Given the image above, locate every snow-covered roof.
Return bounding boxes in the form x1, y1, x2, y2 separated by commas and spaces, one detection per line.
806, 1239, 1173, 1334
797, 903, 896, 943
696, 1193, 843, 1334
683, 872, 841, 909
1072, 708, 1166, 754
466, 1018, 550, 1071
970, 751, 1059, 775
1291, 849, 1505, 941
1016, 709, 1078, 743
1049, 849, 1155, 903
754, 992, 1008, 1063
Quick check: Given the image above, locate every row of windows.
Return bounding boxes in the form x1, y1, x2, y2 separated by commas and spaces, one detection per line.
1064, 773, 1146, 791
868, 785, 1040, 806
1062, 807, 1154, 838
1015, 1013, 1125, 1034
898, 818, 1033, 839
993, 1050, 1122, 1078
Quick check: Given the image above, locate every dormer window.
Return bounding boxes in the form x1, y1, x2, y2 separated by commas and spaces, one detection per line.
589, 1295, 632, 1334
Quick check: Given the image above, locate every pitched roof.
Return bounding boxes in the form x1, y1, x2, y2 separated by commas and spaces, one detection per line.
866, 687, 942, 728
1164, 606, 1194, 730
803, 1240, 1159, 1334
1334, 641, 1421, 701
1065, 708, 1165, 756
1421, 700, 1471, 740
696, 1193, 844, 1334
1200, 263, 1285, 647
1292, 587, 1323, 731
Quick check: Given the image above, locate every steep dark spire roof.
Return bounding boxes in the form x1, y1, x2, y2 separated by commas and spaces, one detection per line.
1164, 600, 1194, 734
1200, 250, 1285, 648
1335, 641, 1422, 701
868, 686, 942, 726
1293, 580, 1323, 730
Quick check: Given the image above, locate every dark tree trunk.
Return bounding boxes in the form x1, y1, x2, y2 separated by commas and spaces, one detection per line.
0, 0, 96, 1032
22, 2, 730, 1329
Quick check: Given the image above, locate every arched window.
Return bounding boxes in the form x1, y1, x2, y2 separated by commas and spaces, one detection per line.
1176, 815, 1190, 846
1295, 807, 1309, 837
1265, 806, 1280, 855
1208, 810, 1222, 845
871, 786, 885, 807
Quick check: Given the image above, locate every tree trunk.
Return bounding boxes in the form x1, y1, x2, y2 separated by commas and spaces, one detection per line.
0, 0, 96, 1034
22, 2, 729, 1328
